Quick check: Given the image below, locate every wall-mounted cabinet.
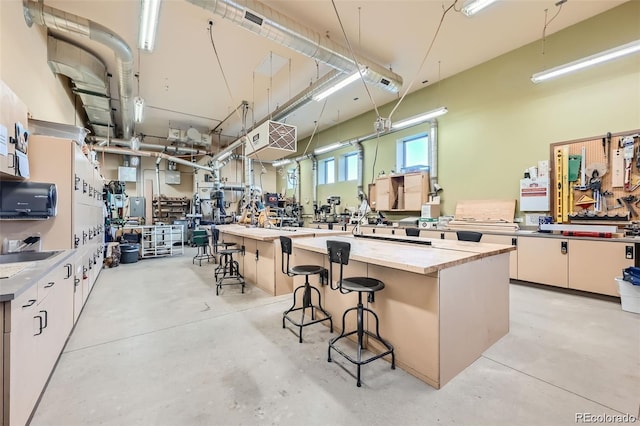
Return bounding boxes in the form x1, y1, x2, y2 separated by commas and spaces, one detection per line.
0, 80, 28, 180
374, 172, 429, 211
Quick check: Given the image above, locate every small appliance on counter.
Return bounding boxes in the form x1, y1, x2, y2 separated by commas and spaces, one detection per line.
0, 181, 57, 219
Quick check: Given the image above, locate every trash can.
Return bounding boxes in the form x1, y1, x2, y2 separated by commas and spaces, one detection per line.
120, 243, 140, 264
616, 277, 640, 314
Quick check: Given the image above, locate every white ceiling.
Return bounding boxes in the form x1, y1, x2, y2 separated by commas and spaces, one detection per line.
38, 0, 625, 152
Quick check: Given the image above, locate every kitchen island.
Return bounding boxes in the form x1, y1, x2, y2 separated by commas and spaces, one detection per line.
216, 225, 349, 295
291, 234, 515, 389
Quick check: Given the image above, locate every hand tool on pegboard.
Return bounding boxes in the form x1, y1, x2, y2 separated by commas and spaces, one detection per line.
554, 146, 569, 223
621, 195, 638, 218
606, 132, 612, 161
623, 136, 635, 190
575, 146, 589, 191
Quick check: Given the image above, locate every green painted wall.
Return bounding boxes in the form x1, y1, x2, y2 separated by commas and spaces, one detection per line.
279, 1, 640, 220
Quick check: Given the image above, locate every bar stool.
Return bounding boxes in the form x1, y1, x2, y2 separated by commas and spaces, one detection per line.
215, 245, 245, 295
280, 236, 332, 343
211, 227, 237, 263
326, 240, 395, 387
192, 229, 214, 266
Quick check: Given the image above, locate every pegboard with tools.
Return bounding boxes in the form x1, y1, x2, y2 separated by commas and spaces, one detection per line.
550, 129, 640, 225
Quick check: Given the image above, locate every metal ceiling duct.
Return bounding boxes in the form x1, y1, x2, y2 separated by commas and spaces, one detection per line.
46, 36, 115, 137
94, 137, 208, 155
186, 0, 403, 93
23, 0, 134, 139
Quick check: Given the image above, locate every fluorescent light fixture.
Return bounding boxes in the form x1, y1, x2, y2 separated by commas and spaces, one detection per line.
217, 151, 232, 161
461, 0, 499, 16
133, 97, 144, 123
531, 39, 640, 83
138, 0, 162, 52
314, 142, 343, 155
313, 70, 366, 101
391, 107, 448, 130
272, 159, 292, 167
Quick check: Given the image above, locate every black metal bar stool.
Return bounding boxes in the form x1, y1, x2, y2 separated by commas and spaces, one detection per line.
215, 245, 245, 295
192, 229, 214, 266
280, 236, 332, 343
211, 228, 237, 264
326, 240, 394, 387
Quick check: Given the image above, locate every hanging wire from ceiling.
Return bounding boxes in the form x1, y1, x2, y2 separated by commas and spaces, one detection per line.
330, 0, 380, 119
207, 21, 266, 168
301, 98, 329, 157
387, 0, 458, 122
541, 0, 566, 55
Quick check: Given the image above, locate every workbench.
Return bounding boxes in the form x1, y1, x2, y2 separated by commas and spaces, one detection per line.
291, 234, 515, 389
216, 225, 349, 295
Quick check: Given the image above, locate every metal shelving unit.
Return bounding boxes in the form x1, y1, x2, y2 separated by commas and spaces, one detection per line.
124, 225, 184, 258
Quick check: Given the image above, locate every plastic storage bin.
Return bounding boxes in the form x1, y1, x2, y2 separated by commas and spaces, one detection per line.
120, 243, 140, 264
616, 277, 640, 314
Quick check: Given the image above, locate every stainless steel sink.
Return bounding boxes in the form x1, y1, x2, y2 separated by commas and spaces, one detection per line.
0, 251, 62, 264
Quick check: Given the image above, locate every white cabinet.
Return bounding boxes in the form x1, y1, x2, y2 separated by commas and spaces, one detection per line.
4, 259, 74, 426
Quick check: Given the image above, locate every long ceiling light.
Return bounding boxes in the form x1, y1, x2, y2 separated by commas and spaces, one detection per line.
461, 0, 499, 16
392, 107, 448, 130
138, 0, 162, 52
314, 142, 344, 155
272, 159, 292, 167
531, 39, 640, 83
312, 70, 366, 101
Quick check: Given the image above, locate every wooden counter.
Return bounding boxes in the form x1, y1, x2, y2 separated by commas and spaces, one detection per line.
291, 234, 515, 389
216, 225, 349, 295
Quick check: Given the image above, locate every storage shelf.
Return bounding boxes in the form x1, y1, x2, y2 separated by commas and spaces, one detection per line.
124, 225, 184, 258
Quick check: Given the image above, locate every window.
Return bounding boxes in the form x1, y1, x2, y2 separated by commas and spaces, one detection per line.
318, 158, 335, 184
339, 152, 358, 182
397, 133, 429, 172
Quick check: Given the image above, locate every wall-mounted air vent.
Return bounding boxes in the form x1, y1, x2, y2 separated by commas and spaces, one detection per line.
244, 11, 263, 26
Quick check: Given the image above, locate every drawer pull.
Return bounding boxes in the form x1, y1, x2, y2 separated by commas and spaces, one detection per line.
44, 281, 55, 288
22, 299, 36, 308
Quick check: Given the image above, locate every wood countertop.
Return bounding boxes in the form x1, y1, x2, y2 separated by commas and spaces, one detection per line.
216, 224, 349, 241
292, 235, 514, 275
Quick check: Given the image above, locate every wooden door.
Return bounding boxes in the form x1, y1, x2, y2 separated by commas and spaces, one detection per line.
568, 240, 634, 296
517, 236, 568, 287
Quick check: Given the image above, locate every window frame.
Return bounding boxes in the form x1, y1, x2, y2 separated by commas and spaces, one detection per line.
339, 151, 359, 182
318, 157, 336, 185
396, 132, 429, 172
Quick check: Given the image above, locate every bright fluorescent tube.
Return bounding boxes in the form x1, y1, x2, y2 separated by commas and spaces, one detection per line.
391, 107, 448, 130
138, 0, 162, 52
313, 70, 365, 101
272, 159, 292, 167
314, 142, 343, 155
531, 39, 640, 83
461, 0, 499, 16
134, 97, 144, 123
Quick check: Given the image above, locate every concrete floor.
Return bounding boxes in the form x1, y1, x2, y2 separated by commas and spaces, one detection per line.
31, 248, 639, 426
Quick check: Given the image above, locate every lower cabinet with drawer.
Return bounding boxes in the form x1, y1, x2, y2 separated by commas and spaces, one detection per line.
2, 260, 74, 426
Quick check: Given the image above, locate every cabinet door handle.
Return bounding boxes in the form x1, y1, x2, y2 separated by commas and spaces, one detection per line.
22, 299, 36, 308
561, 241, 568, 254
7, 152, 15, 169
40, 310, 48, 329
75, 174, 80, 190
74, 277, 80, 286
34, 315, 44, 336
512, 238, 518, 246
44, 281, 55, 288
255, 249, 259, 261
65, 263, 73, 279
